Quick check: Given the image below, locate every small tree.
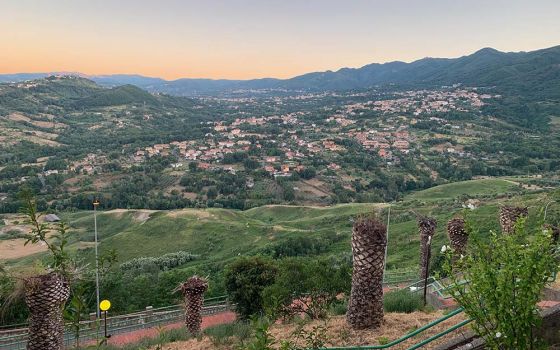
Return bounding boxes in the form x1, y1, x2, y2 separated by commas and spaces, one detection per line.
262, 256, 351, 320
63, 285, 89, 349
224, 257, 277, 319
443, 218, 558, 349
177, 276, 208, 335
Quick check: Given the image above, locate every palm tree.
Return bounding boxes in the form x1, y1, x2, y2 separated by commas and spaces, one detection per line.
499, 206, 528, 234
347, 216, 387, 329
178, 276, 208, 335
447, 217, 468, 257
25, 273, 70, 350
418, 216, 437, 281
19, 193, 72, 350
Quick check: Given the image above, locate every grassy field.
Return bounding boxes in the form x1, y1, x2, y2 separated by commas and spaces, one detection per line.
4, 178, 557, 275
407, 178, 520, 201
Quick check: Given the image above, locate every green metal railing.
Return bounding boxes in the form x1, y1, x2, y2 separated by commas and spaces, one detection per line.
322, 308, 472, 350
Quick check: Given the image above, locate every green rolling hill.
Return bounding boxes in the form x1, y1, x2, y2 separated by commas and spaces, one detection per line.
6, 178, 556, 271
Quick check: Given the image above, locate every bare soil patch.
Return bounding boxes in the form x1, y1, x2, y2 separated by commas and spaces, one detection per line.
0, 238, 47, 259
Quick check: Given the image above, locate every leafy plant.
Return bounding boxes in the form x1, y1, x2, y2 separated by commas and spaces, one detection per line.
262, 256, 351, 320
241, 316, 276, 350
377, 336, 390, 345
280, 319, 330, 350
442, 217, 559, 349
21, 190, 73, 276
225, 256, 278, 319
64, 285, 89, 348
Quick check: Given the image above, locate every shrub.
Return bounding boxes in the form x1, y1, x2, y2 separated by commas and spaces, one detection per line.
443, 218, 559, 348
329, 299, 348, 316
383, 289, 423, 313
244, 316, 276, 350
224, 256, 278, 319
262, 256, 351, 320
119, 251, 197, 272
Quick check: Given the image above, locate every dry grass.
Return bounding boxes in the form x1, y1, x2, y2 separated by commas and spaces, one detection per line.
154, 312, 469, 350
0, 238, 48, 260
166, 209, 214, 219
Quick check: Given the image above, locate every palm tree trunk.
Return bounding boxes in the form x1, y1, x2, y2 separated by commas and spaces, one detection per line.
419, 216, 437, 281
499, 206, 528, 234
24, 272, 70, 350
447, 217, 468, 258
347, 216, 387, 329
179, 276, 208, 335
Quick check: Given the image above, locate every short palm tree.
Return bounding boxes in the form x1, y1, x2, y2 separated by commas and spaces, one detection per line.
347, 216, 387, 329
447, 217, 468, 257
178, 276, 208, 335
418, 216, 437, 281
25, 273, 70, 350
499, 206, 528, 234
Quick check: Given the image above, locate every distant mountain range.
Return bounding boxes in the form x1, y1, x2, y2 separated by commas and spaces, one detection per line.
1, 45, 559, 97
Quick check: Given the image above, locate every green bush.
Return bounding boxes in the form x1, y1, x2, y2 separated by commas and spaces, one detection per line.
225, 256, 278, 319
383, 289, 423, 313
329, 299, 348, 316
443, 218, 559, 349
262, 256, 351, 320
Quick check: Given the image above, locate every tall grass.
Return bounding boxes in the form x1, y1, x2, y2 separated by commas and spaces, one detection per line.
383, 289, 423, 313
204, 321, 252, 346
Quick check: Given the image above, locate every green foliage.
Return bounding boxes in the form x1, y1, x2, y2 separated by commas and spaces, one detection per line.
377, 336, 390, 345
257, 233, 343, 258
443, 218, 559, 349
0, 230, 28, 240
225, 256, 278, 319
119, 251, 197, 272
328, 299, 348, 316
383, 289, 423, 313
204, 321, 252, 346
20, 190, 72, 276
262, 256, 351, 320
64, 285, 89, 349
242, 316, 276, 350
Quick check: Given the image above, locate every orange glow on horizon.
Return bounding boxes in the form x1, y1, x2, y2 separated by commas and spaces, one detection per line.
1, 0, 559, 80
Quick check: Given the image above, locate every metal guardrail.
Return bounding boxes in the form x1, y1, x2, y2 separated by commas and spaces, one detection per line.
383, 268, 419, 285
0, 296, 231, 350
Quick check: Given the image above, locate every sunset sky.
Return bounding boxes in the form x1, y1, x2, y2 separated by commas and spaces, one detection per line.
1, 0, 559, 80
